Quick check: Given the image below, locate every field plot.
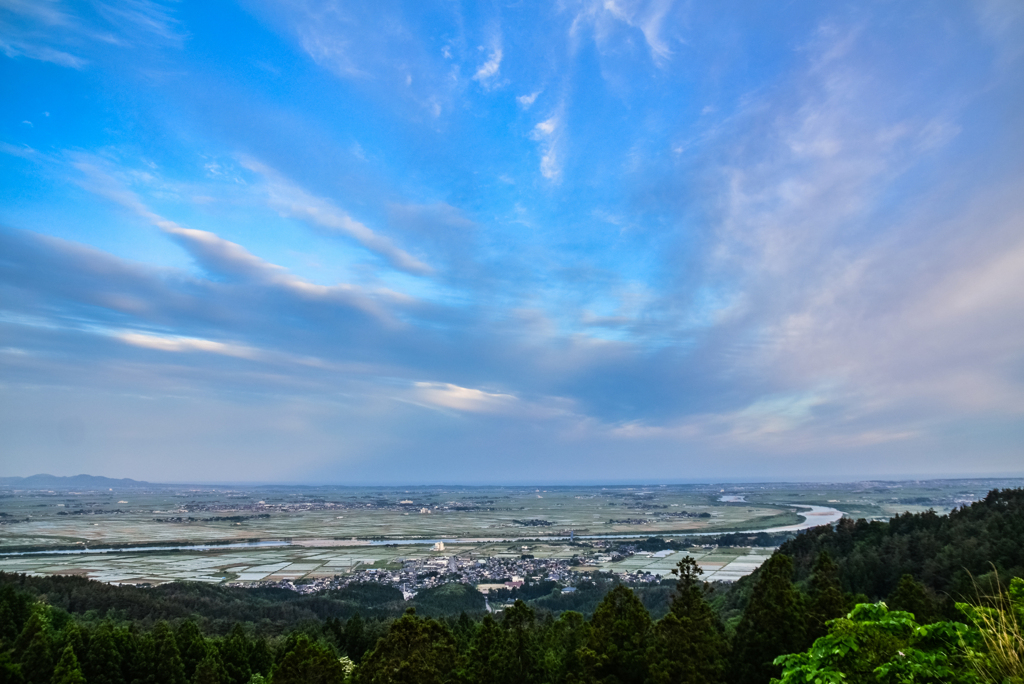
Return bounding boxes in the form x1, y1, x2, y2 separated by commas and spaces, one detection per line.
2, 480, 1018, 588
0, 539, 773, 585
0, 547, 402, 585
593, 547, 775, 582
0, 484, 810, 551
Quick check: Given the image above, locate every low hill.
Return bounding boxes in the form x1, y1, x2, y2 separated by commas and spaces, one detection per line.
0, 473, 157, 489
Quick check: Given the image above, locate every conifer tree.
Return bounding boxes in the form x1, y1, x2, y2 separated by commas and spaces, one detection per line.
191, 653, 227, 684
353, 608, 458, 684
538, 611, 589, 684
451, 612, 476, 654
83, 624, 123, 684
0, 601, 19, 650
342, 615, 368, 663
0, 585, 32, 643
151, 622, 185, 684
247, 639, 272, 679
174, 622, 207, 682
51, 645, 86, 684
497, 600, 540, 684
14, 613, 49, 656
0, 650, 23, 684
807, 551, 847, 640
113, 629, 143, 684
323, 618, 344, 653
218, 625, 250, 684
20, 628, 55, 684
131, 631, 158, 684
888, 574, 936, 624
649, 557, 727, 684
730, 554, 808, 684
56, 623, 86, 668
574, 585, 653, 684
464, 614, 502, 684
271, 635, 345, 684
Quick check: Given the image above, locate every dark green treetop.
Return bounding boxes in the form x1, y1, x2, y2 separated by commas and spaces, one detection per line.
888, 574, 937, 624
192, 651, 228, 684
731, 554, 808, 684
271, 634, 346, 684
574, 585, 653, 684
807, 551, 848, 640
649, 557, 728, 684
353, 609, 459, 684
83, 623, 123, 684
52, 645, 86, 684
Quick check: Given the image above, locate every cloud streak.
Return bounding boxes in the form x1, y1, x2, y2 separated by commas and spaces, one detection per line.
531, 108, 564, 181
472, 37, 503, 85
241, 158, 433, 276
69, 157, 408, 320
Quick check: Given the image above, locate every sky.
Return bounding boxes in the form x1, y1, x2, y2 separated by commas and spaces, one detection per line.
1, 0, 1023, 485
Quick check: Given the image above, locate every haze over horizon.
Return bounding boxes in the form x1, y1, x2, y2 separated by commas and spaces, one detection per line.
2, 1, 1023, 484
7, 473, 1024, 489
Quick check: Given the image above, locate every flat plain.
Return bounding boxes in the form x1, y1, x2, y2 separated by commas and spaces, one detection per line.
1, 478, 1018, 586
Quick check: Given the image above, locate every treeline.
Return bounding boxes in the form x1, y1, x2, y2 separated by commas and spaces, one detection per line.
0, 548, 959, 684
0, 571, 680, 635
0, 575, 491, 635
3, 552, 1003, 684
3, 557, 733, 684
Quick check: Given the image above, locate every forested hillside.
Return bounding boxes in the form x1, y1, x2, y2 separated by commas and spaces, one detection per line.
1, 489, 1022, 684
780, 488, 1024, 607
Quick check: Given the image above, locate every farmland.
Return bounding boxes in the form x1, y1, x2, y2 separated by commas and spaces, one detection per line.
1, 478, 1018, 586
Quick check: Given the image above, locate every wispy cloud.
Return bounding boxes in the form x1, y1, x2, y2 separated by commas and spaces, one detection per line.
0, 0, 184, 70
262, 1, 464, 118
517, 90, 541, 109
118, 332, 261, 359
531, 108, 564, 181
568, 0, 678, 67
0, 38, 86, 68
70, 157, 409, 320
413, 381, 517, 414
297, 20, 365, 78
94, 0, 186, 45
472, 36, 503, 86
687, 24, 1024, 436
241, 158, 433, 276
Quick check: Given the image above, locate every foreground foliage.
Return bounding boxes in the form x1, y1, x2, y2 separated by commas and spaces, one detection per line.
773, 602, 979, 684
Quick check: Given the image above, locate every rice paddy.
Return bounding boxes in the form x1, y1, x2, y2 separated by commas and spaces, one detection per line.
1, 478, 1016, 586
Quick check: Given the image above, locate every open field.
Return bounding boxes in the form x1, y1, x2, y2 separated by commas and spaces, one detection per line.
0, 538, 774, 586
1, 479, 1019, 586
0, 484, 809, 551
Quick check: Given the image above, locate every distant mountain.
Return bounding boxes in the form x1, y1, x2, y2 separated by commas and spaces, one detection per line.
0, 474, 157, 489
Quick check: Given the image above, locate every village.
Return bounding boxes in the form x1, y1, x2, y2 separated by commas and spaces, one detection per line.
239, 541, 684, 599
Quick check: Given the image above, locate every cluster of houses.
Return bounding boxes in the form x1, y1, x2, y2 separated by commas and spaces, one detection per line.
244, 548, 668, 597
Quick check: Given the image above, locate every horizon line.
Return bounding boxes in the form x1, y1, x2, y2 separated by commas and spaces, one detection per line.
3, 472, 1024, 489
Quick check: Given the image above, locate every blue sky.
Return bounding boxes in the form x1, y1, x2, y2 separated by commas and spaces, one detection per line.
1, 0, 1023, 484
